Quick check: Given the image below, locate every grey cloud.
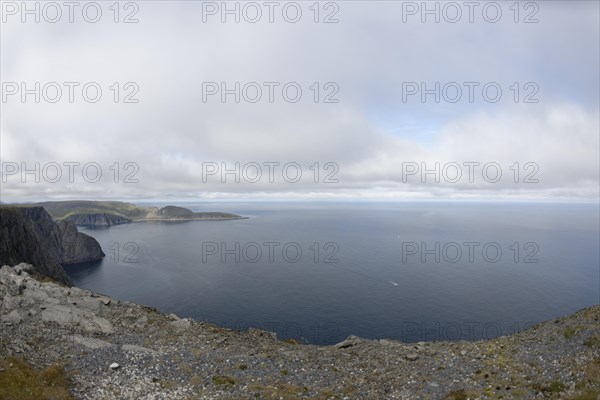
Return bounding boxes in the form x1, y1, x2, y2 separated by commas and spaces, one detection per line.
1, 1, 598, 201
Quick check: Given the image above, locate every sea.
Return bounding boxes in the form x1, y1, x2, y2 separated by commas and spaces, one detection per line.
64, 201, 600, 345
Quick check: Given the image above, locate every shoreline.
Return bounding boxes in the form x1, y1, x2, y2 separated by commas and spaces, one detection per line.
133, 216, 249, 222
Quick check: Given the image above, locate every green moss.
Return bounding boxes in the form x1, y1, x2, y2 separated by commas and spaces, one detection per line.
575, 356, 600, 397
212, 375, 235, 386
583, 336, 600, 348
342, 385, 357, 396
238, 364, 248, 370
566, 389, 600, 400
564, 327, 579, 339
281, 369, 289, 375
549, 381, 566, 393
248, 382, 306, 399
445, 389, 468, 400
0, 356, 74, 400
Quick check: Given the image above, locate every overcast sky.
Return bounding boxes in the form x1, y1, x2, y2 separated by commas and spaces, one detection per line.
1, 1, 598, 202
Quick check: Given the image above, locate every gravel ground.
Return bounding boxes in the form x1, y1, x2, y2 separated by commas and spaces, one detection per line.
1, 263, 599, 399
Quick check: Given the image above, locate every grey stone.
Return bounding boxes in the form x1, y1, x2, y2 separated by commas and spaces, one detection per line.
41, 304, 75, 326
13, 263, 33, 275
133, 315, 148, 329
68, 296, 101, 313
73, 334, 113, 349
122, 344, 156, 354
41, 304, 114, 334
335, 336, 360, 349
80, 315, 114, 334
1, 310, 22, 324
2, 294, 23, 311
170, 318, 191, 331
5, 274, 25, 296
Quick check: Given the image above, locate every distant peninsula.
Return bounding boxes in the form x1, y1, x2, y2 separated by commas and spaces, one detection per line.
20, 201, 247, 228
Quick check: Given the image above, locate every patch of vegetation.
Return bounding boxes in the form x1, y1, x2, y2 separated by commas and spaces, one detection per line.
549, 381, 566, 393
315, 389, 342, 400
212, 375, 235, 386
178, 363, 193, 375
238, 364, 248, 370
31, 200, 147, 219
564, 327, 579, 339
532, 380, 569, 395
583, 336, 600, 348
571, 356, 600, 399
111, 386, 122, 396
281, 369, 289, 375
445, 389, 468, 400
38, 275, 62, 284
159, 379, 176, 389
189, 375, 204, 387
0, 356, 74, 400
566, 389, 600, 400
248, 382, 307, 399
187, 347, 204, 358
532, 382, 545, 394
315, 388, 341, 399
342, 385, 357, 396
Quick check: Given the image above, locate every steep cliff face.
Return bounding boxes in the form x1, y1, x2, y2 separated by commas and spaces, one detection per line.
56, 219, 106, 264
65, 213, 131, 228
0, 207, 105, 285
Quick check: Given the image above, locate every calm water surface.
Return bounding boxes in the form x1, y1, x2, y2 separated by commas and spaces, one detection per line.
64, 202, 600, 345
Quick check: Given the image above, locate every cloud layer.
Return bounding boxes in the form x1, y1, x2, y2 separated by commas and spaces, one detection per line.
1, 1, 598, 201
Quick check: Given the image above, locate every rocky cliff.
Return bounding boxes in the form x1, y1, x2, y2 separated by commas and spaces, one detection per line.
64, 213, 131, 228
0, 264, 599, 399
0, 207, 104, 285
144, 206, 245, 221
55, 219, 106, 264
28, 201, 246, 228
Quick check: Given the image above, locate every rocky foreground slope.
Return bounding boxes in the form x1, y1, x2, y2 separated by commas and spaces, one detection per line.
1, 264, 599, 399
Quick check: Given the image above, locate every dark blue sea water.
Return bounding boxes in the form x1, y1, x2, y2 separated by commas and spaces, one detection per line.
64, 201, 600, 345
